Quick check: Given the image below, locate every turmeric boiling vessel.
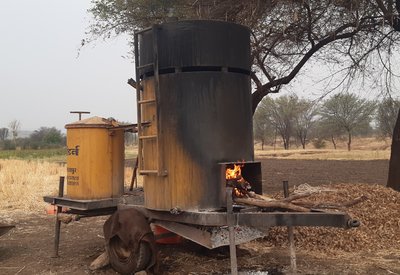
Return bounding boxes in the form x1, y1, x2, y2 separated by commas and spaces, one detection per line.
135, 21, 254, 211
65, 116, 125, 200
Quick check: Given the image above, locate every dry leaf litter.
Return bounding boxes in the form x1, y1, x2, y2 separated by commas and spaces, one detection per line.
261, 183, 400, 254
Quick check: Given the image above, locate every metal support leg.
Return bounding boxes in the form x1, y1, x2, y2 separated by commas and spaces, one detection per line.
283, 180, 297, 274
226, 188, 238, 275
53, 176, 64, 258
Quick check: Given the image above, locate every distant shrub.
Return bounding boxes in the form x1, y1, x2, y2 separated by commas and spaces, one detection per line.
312, 138, 326, 149
1, 140, 16, 150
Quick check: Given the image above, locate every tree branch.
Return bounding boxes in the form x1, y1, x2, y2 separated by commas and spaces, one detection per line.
252, 22, 360, 113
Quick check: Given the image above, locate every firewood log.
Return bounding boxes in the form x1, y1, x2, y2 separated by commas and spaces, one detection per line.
247, 191, 275, 201
234, 197, 310, 212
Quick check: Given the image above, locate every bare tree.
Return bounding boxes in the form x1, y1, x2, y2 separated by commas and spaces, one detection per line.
258, 95, 303, 150
376, 97, 400, 138
8, 120, 20, 148
320, 93, 376, 151
314, 117, 347, 149
294, 100, 318, 149
253, 99, 275, 150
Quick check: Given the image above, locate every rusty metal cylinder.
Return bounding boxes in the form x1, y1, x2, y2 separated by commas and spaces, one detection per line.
138, 20, 253, 211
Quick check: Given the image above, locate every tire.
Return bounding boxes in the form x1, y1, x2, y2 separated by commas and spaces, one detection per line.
107, 235, 152, 275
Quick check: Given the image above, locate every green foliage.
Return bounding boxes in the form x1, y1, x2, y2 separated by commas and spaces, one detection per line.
0, 148, 66, 160
28, 127, 65, 149
320, 93, 376, 150
320, 93, 376, 132
0, 127, 65, 150
253, 98, 275, 150
254, 94, 317, 150
1, 140, 16, 150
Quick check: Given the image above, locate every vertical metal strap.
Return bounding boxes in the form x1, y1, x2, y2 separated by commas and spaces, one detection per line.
134, 32, 143, 171
152, 25, 165, 176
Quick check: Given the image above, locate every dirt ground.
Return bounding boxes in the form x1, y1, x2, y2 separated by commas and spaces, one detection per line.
1, 159, 398, 275
260, 159, 389, 193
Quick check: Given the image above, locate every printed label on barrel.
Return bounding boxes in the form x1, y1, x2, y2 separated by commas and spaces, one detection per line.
67, 167, 79, 186
67, 144, 80, 186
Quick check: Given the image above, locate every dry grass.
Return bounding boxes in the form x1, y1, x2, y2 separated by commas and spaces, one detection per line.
0, 159, 135, 213
0, 160, 64, 212
255, 148, 390, 160
0, 137, 391, 212
255, 137, 391, 160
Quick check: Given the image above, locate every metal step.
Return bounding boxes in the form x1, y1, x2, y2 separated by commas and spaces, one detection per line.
137, 63, 154, 70
138, 99, 156, 104
139, 170, 158, 175
139, 135, 157, 140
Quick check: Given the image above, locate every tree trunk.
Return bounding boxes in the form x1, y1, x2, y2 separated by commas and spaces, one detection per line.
387, 108, 400, 191
347, 131, 352, 151
331, 135, 337, 150
261, 140, 264, 150
283, 139, 289, 150
301, 137, 306, 149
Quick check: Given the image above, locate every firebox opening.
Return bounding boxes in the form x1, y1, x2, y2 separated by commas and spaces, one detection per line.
219, 161, 262, 199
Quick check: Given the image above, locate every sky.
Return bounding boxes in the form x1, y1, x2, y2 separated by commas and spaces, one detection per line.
0, 1, 136, 132
1, 2, 397, 133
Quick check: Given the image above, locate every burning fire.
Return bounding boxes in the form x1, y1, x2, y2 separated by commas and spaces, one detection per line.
226, 164, 243, 180
226, 163, 251, 198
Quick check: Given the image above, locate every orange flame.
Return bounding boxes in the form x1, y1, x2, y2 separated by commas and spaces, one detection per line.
233, 187, 245, 197
226, 164, 243, 180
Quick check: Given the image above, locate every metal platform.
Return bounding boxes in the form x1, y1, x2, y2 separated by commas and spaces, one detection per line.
0, 224, 15, 237
119, 204, 357, 228
43, 196, 120, 211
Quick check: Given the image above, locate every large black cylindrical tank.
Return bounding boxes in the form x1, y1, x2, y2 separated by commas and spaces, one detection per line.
137, 20, 253, 211
138, 20, 251, 74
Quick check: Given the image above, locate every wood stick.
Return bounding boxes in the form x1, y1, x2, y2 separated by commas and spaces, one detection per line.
234, 197, 310, 212
129, 156, 139, 191
282, 192, 314, 202
248, 192, 274, 201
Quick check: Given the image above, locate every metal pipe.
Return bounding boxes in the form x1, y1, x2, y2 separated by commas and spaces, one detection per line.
226, 188, 238, 275
283, 180, 289, 198
283, 180, 297, 274
348, 219, 360, 228
53, 176, 64, 258
69, 111, 90, 121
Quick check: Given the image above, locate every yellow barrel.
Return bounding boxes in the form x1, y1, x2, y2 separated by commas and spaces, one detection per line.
65, 116, 125, 200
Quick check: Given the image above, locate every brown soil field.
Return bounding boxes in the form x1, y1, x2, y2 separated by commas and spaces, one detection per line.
260, 158, 389, 193
1, 158, 399, 275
